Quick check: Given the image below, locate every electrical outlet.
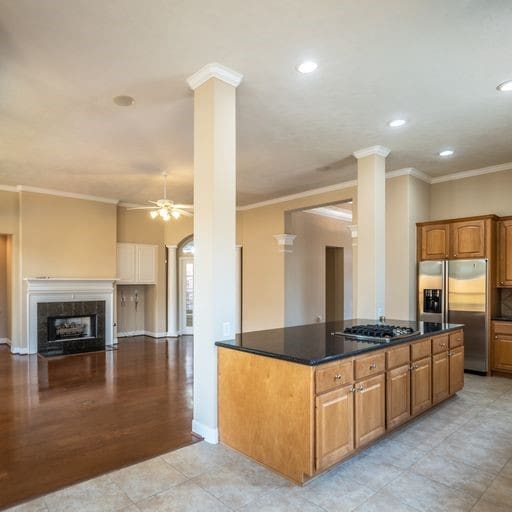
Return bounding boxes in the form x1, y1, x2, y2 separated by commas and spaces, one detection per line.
316, 315, 322, 323
222, 322, 231, 337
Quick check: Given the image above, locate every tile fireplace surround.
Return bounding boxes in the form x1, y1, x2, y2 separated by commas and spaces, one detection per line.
25, 278, 116, 355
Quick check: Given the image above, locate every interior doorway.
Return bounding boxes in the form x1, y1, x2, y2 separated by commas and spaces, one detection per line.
325, 246, 344, 322
0, 234, 13, 345
178, 237, 195, 335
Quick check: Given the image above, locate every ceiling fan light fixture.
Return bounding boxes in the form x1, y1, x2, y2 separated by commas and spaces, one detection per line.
171, 209, 181, 219
150, 210, 158, 219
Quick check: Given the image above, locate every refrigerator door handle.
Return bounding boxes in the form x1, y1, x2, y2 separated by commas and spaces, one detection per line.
443, 261, 448, 323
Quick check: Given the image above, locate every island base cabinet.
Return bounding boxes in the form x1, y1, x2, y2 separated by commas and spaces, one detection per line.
355, 374, 386, 448
411, 357, 432, 416
315, 385, 354, 471
432, 352, 450, 404
493, 336, 512, 372
386, 365, 411, 430
449, 346, 464, 395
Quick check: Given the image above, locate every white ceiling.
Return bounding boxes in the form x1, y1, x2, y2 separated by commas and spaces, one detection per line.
0, 1, 511, 206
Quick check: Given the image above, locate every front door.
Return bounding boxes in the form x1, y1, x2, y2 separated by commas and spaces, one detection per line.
179, 257, 194, 335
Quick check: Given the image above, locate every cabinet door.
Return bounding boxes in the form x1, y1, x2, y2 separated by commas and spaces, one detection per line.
449, 346, 464, 394
355, 373, 385, 448
432, 352, 449, 404
316, 384, 354, 471
492, 335, 512, 373
421, 224, 449, 260
450, 220, 485, 259
386, 365, 410, 430
498, 220, 512, 287
411, 356, 432, 416
117, 244, 136, 283
137, 245, 157, 283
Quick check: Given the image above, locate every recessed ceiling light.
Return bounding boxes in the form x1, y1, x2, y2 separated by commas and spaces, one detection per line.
296, 61, 318, 74
497, 80, 512, 92
388, 119, 407, 128
113, 95, 135, 106
439, 149, 454, 157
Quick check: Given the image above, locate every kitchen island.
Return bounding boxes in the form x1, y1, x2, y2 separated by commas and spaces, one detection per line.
216, 320, 464, 483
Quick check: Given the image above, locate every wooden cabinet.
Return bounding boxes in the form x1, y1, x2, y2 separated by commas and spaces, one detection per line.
354, 373, 385, 448
420, 224, 449, 260
449, 346, 464, 394
498, 219, 512, 287
411, 356, 432, 416
432, 352, 449, 404
315, 384, 354, 471
117, 243, 157, 284
450, 220, 486, 259
386, 364, 410, 430
492, 321, 512, 373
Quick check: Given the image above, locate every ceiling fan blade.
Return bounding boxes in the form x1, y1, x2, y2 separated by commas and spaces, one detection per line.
148, 200, 160, 205
175, 208, 193, 217
173, 204, 193, 209
127, 206, 158, 210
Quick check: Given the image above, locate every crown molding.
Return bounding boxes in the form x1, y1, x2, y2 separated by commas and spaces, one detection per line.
353, 145, 391, 159
430, 161, 512, 184
16, 185, 119, 205
305, 206, 353, 222
118, 201, 146, 208
237, 180, 357, 211
0, 184, 17, 193
187, 62, 243, 90
385, 167, 432, 184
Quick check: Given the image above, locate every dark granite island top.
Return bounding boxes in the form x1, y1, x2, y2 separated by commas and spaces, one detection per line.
215, 319, 464, 366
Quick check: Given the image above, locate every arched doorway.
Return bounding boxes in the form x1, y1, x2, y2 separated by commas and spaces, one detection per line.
178, 236, 194, 335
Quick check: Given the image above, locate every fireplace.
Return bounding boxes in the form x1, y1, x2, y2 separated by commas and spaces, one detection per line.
48, 314, 97, 342
37, 301, 106, 356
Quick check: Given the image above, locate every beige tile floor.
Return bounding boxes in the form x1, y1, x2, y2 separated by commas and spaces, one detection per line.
7, 374, 512, 512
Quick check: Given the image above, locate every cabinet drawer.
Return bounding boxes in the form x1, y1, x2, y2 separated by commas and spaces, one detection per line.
432, 335, 449, 354
355, 352, 385, 380
386, 345, 410, 370
449, 331, 464, 349
493, 322, 512, 336
316, 360, 353, 395
411, 339, 431, 361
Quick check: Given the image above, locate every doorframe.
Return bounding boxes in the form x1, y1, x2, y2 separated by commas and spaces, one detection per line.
179, 256, 194, 335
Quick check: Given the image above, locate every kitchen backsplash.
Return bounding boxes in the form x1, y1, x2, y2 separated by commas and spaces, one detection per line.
500, 288, 512, 318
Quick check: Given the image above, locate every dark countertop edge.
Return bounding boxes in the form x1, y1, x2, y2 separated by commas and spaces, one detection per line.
215, 324, 464, 366
492, 317, 512, 321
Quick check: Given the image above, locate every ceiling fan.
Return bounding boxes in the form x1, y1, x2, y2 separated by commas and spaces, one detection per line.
128, 172, 193, 221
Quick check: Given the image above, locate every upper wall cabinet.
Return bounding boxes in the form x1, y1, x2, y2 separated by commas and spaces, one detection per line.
117, 243, 157, 284
420, 224, 449, 260
450, 219, 486, 259
418, 216, 494, 262
498, 219, 512, 287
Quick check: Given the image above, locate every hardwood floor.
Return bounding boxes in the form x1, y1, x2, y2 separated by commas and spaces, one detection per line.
0, 336, 199, 510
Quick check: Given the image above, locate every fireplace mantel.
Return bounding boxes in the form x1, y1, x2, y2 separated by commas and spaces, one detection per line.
26, 278, 116, 354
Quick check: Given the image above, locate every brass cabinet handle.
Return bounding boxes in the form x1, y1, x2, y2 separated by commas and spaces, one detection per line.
357, 385, 365, 392
350, 385, 356, 393
440, 343, 446, 348
334, 373, 343, 380
369, 362, 377, 370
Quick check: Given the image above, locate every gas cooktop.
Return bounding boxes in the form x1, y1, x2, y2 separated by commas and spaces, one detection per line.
333, 324, 420, 343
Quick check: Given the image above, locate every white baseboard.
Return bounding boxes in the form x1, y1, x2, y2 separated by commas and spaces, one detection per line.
167, 331, 180, 338
117, 330, 170, 339
10, 346, 29, 355
192, 419, 219, 444
0, 337, 11, 346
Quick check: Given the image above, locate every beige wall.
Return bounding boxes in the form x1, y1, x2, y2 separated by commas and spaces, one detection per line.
116, 285, 146, 335
20, 192, 117, 278
430, 170, 512, 219
285, 210, 353, 326
238, 186, 355, 331
386, 175, 430, 321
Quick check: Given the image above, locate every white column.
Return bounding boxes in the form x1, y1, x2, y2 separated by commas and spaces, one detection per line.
187, 63, 242, 443
166, 245, 179, 337
353, 145, 390, 320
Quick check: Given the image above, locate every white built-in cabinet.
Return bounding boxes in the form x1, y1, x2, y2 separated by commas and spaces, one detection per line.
117, 243, 157, 284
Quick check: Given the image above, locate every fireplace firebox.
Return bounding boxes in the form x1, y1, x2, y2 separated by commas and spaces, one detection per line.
47, 314, 97, 342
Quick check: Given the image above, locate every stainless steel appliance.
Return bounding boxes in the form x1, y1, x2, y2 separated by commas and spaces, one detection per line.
418, 259, 487, 372
333, 324, 420, 343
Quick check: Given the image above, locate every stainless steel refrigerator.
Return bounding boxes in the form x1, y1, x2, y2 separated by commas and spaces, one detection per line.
418, 259, 487, 373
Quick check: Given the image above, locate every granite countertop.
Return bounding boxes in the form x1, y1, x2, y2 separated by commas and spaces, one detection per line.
492, 317, 512, 321
215, 319, 463, 366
